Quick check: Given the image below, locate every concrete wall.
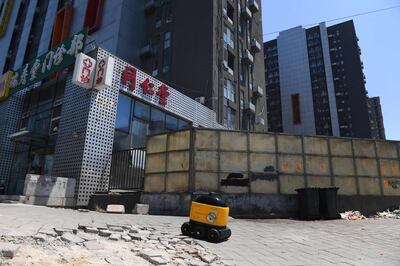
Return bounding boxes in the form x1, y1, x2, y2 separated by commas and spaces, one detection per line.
143, 128, 400, 216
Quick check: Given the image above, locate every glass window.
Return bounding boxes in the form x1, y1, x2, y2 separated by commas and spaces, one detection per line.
224, 106, 235, 129
166, 114, 178, 131
223, 28, 234, 49
292, 93, 301, 124
134, 100, 150, 121
54, 79, 66, 100
115, 94, 131, 132
113, 130, 131, 151
149, 108, 165, 134
224, 79, 235, 102
52, 105, 62, 119
178, 119, 189, 130
131, 118, 148, 148
164, 32, 171, 49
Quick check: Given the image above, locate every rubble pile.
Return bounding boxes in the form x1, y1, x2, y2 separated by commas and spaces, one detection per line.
1, 223, 228, 265
340, 211, 366, 220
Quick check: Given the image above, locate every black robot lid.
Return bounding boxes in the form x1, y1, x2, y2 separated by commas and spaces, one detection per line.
193, 193, 227, 207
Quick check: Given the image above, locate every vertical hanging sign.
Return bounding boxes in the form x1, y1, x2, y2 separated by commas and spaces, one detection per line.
72, 53, 96, 89
94, 56, 115, 90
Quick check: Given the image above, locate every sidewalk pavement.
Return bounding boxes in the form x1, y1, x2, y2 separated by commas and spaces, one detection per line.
0, 203, 399, 265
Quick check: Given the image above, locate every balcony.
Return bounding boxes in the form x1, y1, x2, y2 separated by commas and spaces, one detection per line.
242, 49, 254, 65
250, 38, 261, 53
223, 62, 234, 76
144, 0, 157, 14
256, 117, 265, 125
241, 7, 252, 20
140, 44, 153, 58
249, 0, 259, 13
252, 85, 264, 98
245, 102, 256, 114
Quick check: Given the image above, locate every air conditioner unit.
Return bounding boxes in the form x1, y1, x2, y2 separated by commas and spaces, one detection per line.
245, 102, 256, 114
241, 7, 252, 20
140, 44, 152, 58
252, 85, 263, 97
255, 117, 265, 125
195, 96, 205, 105
242, 49, 254, 65
249, 0, 260, 13
251, 38, 262, 53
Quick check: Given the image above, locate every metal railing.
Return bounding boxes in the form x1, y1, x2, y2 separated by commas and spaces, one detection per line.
108, 148, 146, 191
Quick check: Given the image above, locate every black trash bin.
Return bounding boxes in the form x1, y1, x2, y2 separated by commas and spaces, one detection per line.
296, 188, 320, 220
319, 187, 340, 220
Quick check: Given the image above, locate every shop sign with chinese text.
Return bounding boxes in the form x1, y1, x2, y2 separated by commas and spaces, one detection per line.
72, 53, 96, 89
121, 65, 170, 106
10, 30, 86, 94
0, 71, 13, 102
94, 56, 115, 90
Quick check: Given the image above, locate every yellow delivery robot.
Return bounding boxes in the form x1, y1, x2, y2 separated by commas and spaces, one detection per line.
181, 194, 231, 242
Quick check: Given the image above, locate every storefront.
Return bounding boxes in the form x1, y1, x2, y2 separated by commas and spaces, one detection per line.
0, 32, 222, 205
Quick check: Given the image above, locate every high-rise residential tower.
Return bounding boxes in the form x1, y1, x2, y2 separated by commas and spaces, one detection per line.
140, 0, 267, 131
264, 20, 372, 139
367, 96, 386, 140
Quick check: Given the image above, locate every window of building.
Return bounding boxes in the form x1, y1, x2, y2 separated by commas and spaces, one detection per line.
114, 95, 191, 150
223, 1, 234, 23
224, 106, 235, 129
164, 1, 173, 24
224, 79, 235, 102
166, 114, 178, 131
155, 7, 162, 28
149, 108, 165, 134
223, 27, 234, 49
115, 94, 131, 132
164, 32, 171, 49
227, 51, 235, 70
291, 93, 301, 124
134, 100, 150, 121
84, 0, 104, 34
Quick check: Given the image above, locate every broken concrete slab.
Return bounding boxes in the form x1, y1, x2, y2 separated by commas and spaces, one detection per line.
99, 229, 112, 237
83, 240, 104, 250
133, 204, 149, 215
54, 228, 74, 236
139, 249, 166, 259
106, 204, 125, 214
147, 256, 168, 265
84, 227, 99, 234
128, 233, 146, 241
32, 233, 48, 241
200, 254, 218, 264
77, 232, 98, 241
0, 243, 20, 258
109, 233, 120, 241
108, 226, 124, 232
121, 235, 131, 242
61, 233, 85, 244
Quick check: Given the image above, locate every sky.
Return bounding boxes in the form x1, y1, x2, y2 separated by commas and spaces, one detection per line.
261, 0, 400, 140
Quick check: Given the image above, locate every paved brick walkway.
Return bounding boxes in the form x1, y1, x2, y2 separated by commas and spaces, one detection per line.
0, 203, 399, 265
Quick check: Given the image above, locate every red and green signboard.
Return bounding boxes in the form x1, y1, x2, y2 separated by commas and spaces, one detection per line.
10, 30, 87, 94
